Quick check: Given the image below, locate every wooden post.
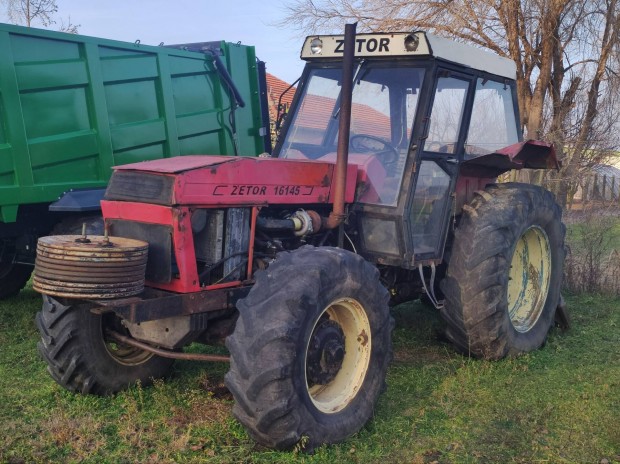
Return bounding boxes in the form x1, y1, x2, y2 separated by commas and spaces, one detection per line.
593, 174, 599, 200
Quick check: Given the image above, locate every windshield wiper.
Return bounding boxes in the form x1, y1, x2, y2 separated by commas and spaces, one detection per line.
332, 60, 366, 120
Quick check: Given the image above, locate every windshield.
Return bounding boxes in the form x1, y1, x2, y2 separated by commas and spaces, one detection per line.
277, 65, 425, 207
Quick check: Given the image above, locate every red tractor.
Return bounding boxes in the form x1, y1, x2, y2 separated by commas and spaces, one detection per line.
34, 25, 565, 450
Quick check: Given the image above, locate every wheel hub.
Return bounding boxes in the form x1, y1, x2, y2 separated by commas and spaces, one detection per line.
508, 225, 552, 333
306, 318, 345, 385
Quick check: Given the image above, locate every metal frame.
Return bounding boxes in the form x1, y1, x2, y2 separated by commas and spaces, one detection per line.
90, 285, 251, 324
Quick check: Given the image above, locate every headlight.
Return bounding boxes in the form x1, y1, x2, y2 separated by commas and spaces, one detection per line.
404, 34, 419, 52
310, 37, 323, 54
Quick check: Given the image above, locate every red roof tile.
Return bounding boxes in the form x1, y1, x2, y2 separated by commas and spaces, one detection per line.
266, 73, 295, 121
266, 72, 394, 142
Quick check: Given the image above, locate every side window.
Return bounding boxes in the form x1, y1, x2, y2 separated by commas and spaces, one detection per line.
411, 161, 451, 256
426, 77, 469, 154
466, 79, 519, 156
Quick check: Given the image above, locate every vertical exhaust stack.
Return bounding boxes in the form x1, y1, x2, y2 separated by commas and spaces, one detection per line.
325, 22, 357, 230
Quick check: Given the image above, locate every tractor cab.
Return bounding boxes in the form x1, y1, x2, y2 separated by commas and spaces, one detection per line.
275, 32, 521, 266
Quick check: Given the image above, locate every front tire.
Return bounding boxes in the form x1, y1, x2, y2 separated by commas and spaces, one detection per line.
440, 183, 565, 359
225, 246, 392, 450
36, 295, 174, 395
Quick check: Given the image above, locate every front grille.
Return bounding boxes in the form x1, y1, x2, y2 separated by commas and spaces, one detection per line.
105, 171, 175, 205
107, 220, 173, 283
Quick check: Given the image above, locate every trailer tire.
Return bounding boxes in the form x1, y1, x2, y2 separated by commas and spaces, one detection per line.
225, 246, 392, 450
51, 215, 104, 236
440, 183, 565, 359
0, 261, 32, 299
36, 295, 174, 395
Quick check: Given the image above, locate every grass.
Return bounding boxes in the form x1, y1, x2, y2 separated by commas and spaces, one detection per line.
0, 286, 618, 463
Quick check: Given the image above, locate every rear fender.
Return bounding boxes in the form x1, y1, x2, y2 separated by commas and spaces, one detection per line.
454, 140, 560, 213
459, 140, 560, 178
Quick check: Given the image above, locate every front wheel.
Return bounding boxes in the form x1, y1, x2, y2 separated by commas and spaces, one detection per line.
440, 183, 565, 359
225, 246, 393, 450
36, 295, 174, 395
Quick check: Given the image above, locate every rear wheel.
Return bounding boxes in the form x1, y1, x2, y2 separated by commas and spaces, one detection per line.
440, 183, 565, 359
225, 246, 392, 450
36, 295, 173, 395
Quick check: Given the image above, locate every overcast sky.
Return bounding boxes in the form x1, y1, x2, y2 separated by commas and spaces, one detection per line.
5, 0, 308, 84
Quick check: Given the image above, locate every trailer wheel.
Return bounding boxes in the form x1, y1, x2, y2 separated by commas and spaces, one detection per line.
36, 295, 173, 395
51, 215, 104, 235
0, 260, 32, 299
440, 183, 565, 359
225, 246, 392, 450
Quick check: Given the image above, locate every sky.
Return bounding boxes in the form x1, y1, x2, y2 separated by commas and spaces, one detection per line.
6, 0, 308, 84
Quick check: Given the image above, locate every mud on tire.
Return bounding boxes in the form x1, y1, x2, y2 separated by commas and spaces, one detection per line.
225, 246, 393, 450
36, 295, 174, 395
440, 183, 565, 360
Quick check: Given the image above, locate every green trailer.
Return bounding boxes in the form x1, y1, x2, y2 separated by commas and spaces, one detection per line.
0, 22, 270, 298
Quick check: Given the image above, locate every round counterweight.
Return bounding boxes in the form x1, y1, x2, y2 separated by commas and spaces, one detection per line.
33, 235, 149, 299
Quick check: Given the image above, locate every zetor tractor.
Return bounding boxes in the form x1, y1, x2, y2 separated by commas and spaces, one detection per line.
33, 25, 565, 450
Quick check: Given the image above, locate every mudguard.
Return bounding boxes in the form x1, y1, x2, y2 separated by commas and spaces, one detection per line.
460, 140, 560, 178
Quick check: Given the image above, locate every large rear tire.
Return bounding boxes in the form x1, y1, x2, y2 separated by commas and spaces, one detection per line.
225, 246, 392, 450
440, 183, 565, 359
36, 295, 174, 395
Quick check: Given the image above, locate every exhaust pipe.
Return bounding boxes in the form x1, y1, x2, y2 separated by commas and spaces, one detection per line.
325, 22, 357, 229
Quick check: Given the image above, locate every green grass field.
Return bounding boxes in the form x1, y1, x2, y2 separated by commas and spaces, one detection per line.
1, 285, 618, 464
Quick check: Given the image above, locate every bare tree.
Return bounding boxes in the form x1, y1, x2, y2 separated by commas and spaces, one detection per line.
1, 0, 79, 33
280, 0, 620, 207
3, 0, 57, 27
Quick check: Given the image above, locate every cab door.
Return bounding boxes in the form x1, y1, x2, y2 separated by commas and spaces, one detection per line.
408, 68, 474, 261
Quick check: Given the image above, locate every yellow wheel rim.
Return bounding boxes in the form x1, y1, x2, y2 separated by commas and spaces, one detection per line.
102, 313, 154, 366
305, 298, 371, 414
508, 226, 552, 333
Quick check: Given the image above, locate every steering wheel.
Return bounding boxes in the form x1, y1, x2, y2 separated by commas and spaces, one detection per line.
349, 134, 399, 167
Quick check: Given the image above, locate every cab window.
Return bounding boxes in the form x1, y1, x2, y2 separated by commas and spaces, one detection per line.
465, 79, 519, 156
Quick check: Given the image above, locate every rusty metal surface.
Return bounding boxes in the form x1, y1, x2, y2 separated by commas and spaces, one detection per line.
92, 286, 251, 323
34, 264, 145, 282
33, 234, 149, 299
106, 330, 230, 362
37, 235, 149, 251
35, 254, 147, 268
33, 281, 145, 299
460, 140, 559, 178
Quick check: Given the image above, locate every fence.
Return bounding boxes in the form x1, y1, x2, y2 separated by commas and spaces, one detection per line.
568, 171, 620, 210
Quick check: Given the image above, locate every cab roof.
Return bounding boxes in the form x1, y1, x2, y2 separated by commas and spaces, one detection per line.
301, 31, 516, 80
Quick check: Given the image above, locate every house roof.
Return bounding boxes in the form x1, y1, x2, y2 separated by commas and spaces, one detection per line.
295, 94, 391, 139
266, 73, 295, 121
266, 72, 395, 141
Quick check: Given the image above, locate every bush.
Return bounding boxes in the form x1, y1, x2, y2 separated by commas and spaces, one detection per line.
563, 207, 620, 295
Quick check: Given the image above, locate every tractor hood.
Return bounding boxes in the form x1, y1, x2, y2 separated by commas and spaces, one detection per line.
104, 155, 358, 207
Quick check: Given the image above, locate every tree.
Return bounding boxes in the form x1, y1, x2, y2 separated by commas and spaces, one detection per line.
2, 0, 79, 33
280, 0, 620, 207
